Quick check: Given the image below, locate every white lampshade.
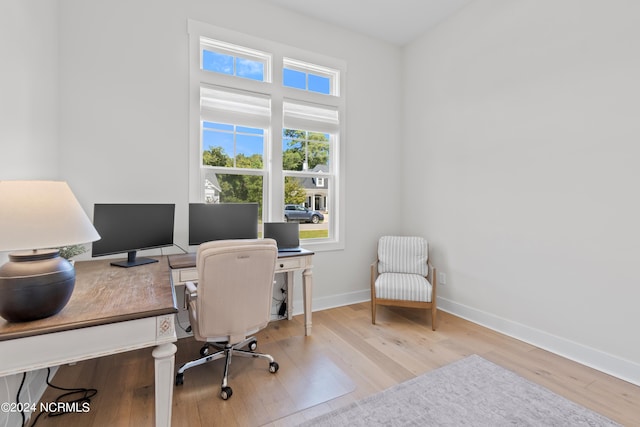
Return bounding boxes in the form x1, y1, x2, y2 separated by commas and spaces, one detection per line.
0, 180, 100, 252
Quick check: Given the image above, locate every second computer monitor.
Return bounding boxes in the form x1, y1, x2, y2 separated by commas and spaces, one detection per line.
189, 203, 259, 246
92, 203, 175, 268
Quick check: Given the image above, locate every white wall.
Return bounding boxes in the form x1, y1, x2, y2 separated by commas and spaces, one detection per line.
0, 2, 60, 423
403, 0, 640, 384
55, 0, 403, 304
0, 0, 59, 183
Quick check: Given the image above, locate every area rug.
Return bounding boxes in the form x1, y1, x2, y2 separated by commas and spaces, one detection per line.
300, 354, 620, 426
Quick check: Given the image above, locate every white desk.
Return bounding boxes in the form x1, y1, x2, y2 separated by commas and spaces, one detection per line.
0, 257, 178, 427
168, 248, 314, 336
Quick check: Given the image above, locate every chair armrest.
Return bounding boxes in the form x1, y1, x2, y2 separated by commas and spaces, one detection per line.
185, 281, 197, 293
184, 281, 198, 309
370, 259, 379, 297
428, 261, 437, 286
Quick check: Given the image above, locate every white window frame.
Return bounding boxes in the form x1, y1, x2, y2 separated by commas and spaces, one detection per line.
188, 19, 346, 251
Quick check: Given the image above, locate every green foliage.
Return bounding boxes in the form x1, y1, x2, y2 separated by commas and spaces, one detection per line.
283, 129, 329, 171
300, 229, 328, 239
284, 177, 306, 205
58, 244, 87, 260
203, 148, 264, 211
203, 147, 264, 170
203, 146, 228, 167
202, 131, 329, 204
218, 174, 262, 204
234, 153, 263, 169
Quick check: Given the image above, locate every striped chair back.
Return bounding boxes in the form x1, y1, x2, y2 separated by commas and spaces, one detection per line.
377, 236, 428, 276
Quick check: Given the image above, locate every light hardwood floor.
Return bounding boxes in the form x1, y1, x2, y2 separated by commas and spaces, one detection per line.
34, 303, 639, 426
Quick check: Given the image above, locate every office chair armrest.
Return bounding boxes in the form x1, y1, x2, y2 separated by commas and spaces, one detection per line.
184, 281, 198, 309
186, 281, 198, 295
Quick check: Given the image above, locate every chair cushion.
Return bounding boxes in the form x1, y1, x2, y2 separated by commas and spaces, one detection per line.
378, 236, 428, 276
375, 273, 432, 302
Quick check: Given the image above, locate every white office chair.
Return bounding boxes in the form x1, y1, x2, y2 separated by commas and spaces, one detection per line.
175, 239, 279, 400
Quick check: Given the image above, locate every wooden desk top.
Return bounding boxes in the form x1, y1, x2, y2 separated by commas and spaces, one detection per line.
0, 256, 177, 341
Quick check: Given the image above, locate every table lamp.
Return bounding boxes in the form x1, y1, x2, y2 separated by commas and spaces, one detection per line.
0, 181, 101, 322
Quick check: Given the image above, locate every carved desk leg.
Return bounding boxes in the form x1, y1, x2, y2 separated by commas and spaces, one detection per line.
152, 342, 177, 427
286, 271, 294, 321
303, 265, 313, 336
153, 314, 177, 427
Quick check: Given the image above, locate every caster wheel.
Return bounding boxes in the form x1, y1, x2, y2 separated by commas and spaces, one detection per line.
220, 386, 233, 400
269, 362, 279, 373
200, 346, 209, 357
175, 373, 184, 386
249, 340, 258, 351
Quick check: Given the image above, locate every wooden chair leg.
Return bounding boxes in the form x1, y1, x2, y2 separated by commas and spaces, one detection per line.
431, 307, 437, 331
371, 299, 377, 324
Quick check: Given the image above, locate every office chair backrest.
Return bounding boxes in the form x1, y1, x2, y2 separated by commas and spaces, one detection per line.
195, 239, 278, 343
377, 236, 428, 276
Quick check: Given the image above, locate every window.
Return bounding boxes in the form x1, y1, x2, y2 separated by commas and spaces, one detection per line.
282, 129, 330, 172
282, 126, 334, 239
189, 20, 346, 250
203, 123, 265, 169
281, 101, 337, 237
201, 123, 265, 211
201, 38, 271, 82
197, 84, 269, 219
283, 58, 339, 96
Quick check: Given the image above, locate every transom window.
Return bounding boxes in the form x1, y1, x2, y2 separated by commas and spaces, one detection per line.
283, 58, 339, 96
201, 38, 271, 82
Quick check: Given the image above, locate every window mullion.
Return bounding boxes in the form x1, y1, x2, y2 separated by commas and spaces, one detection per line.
232, 129, 237, 168
269, 94, 284, 223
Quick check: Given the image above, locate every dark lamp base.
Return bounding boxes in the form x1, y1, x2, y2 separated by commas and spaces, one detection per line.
0, 249, 75, 322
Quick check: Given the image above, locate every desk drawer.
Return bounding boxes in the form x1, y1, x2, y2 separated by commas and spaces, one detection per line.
276, 257, 304, 271
179, 268, 198, 283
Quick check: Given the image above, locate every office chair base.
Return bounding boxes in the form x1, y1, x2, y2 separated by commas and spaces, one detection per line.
175, 336, 279, 400
221, 386, 233, 400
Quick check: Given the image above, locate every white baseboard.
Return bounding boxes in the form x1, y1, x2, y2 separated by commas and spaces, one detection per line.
437, 297, 640, 387
290, 289, 371, 316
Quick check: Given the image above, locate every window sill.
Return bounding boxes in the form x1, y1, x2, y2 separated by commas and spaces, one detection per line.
300, 239, 344, 253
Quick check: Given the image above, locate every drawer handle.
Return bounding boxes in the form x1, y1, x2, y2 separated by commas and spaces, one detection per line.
280, 263, 284, 268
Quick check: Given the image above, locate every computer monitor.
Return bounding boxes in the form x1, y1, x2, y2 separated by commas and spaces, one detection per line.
189, 203, 259, 246
91, 203, 175, 268
263, 222, 301, 252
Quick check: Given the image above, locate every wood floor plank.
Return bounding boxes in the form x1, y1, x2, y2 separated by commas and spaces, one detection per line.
32, 303, 639, 426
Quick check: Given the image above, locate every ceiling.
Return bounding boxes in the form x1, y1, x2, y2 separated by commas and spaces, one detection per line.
265, 0, 473, 46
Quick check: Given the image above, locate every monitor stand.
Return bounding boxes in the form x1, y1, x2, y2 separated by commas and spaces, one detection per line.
110, 251, 159, 268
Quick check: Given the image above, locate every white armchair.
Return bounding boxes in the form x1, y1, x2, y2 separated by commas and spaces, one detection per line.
370, 236, 437, 330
